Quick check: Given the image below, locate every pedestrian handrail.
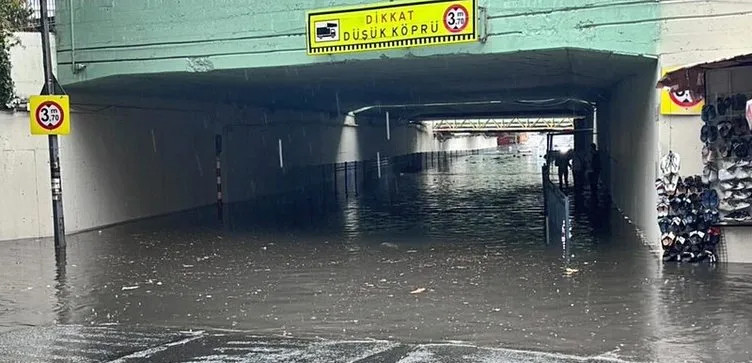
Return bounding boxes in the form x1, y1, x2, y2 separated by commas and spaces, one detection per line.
542, 164, 571, 259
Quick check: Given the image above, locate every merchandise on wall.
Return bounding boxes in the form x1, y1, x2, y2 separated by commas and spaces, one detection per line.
656, 151, 721, 263
701, 92, 752, 222
657, 55, 752, 263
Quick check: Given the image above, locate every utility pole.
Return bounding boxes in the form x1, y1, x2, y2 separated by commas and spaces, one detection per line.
38, 0, 66, 249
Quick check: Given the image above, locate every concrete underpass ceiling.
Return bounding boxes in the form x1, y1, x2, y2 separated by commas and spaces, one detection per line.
65, 48, 655, 119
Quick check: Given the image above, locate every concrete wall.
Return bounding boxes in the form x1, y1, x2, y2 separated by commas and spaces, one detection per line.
0, 97, 218, 240
0, 33, 57, 240
9, 32, 55, 99
0, 111, 51, 239
54, 0, 658, 84
2, 32, 217, 239
598, 61, 660, 249
61, 100, 217, 232
1, 91, 493, 241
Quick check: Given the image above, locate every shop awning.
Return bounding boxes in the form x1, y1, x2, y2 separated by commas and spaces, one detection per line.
656, 53, 752, 94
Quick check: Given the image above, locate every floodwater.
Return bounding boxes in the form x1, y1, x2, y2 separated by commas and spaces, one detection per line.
1, 150, 752, 362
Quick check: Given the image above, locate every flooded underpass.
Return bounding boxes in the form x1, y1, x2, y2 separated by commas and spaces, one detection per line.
2, 149, 752, 362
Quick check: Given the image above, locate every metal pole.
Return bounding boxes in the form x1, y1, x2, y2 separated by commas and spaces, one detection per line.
377, 152, 381, 179
385, 112, 391, 141
39, 0, 66, 250
278, 138, 284, 169
564, 196, 571, 262
333, 164, 338, 195
215, 135, 223, 221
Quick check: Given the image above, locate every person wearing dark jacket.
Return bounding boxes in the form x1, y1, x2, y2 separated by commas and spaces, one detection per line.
555, 150, 571, 189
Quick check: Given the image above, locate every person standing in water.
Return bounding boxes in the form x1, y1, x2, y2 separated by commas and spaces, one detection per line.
555, 150, 571, 189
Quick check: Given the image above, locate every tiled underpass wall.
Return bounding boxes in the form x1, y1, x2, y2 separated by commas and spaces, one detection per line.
223, 149, 483, 224
597, 61, 660, 249
221, 118, 495, 204
0, 93, 495, 241
1, 98, 219, 240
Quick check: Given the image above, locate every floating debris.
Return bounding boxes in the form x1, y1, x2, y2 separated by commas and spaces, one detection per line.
121, 286, 139, 291
410, 287, 426, 294
381, 242, 399, 249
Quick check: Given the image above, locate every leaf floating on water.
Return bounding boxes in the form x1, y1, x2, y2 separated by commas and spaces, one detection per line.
410, 287, 426, 294
121, 286, 139, 291
381, 242, 399, 249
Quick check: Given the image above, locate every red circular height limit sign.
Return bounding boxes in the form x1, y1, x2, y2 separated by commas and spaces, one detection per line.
444, 4, 469, 33
35, 100, 65, 130
668, 89, 702, 108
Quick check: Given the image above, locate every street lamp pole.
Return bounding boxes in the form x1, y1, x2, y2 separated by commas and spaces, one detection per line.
38, 0, 66, 249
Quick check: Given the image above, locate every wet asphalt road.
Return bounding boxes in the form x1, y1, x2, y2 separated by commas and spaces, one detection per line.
1, 150, 752, 362
0, 324, 628, 362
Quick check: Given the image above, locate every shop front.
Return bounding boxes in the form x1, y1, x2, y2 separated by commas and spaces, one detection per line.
659, 54, 752, 263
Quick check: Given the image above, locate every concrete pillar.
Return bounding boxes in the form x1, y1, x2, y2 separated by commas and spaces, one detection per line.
573, 113, 594, 192
574, 112, 594, 156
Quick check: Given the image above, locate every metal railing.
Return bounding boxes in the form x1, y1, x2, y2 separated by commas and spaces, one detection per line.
542, 164, 571, 259
23, 0, 55, 32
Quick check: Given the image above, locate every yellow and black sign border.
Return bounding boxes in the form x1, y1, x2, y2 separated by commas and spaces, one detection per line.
306, 0, 477, 55
29, 95, 71, 135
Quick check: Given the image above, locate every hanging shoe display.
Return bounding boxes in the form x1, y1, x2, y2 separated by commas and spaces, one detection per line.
733, 94, 748, 111
702, 145, 717, 165
657, 92, 752, 263
660, 151, 681, 176
718, 121, 733, 139
656, 150, 723, 264
701, 104, 717, 123
700, 125, 719, 143
719, 168, 735, 182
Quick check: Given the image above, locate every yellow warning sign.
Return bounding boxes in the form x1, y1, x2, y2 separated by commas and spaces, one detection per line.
29, 95, 70, 135
660, 66, 704, 115
307, 0, 476, 55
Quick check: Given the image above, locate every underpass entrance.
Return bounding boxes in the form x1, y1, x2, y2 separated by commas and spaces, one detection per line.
422, 117, 582, 253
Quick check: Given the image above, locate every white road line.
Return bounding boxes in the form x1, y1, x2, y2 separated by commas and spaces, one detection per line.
108, 334, 203, 362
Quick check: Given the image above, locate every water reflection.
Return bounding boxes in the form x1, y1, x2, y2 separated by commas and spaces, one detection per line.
54, 248, 71, 325
0, 149, 750, 361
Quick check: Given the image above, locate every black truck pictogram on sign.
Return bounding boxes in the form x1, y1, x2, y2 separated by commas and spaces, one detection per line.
315, 20, 339, 42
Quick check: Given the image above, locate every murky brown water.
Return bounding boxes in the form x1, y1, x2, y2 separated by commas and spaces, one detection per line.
1, 150, 752, 362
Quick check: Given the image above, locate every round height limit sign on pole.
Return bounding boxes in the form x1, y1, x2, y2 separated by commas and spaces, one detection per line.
29, 95, 70, 135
